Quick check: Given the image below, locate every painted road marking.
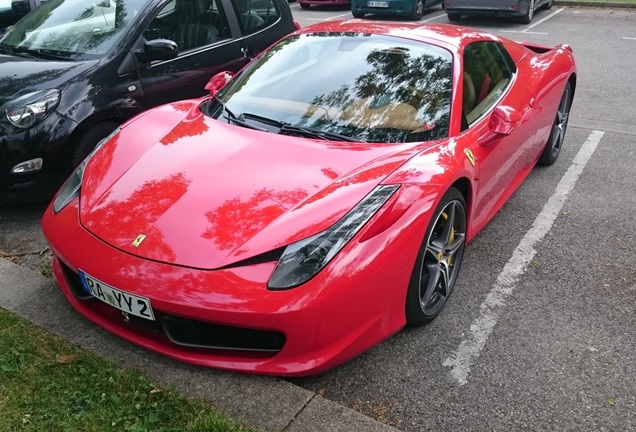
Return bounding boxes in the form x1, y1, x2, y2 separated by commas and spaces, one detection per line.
623, 37, 636, 40
305, 11, 352, 21
500, 7, 563, 34
443, 130, 605, 386
500, 30, 548, 35
524, 7, 564, 31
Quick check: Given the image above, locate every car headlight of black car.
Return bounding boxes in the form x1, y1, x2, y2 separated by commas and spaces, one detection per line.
268, 184, 400, 290
3, 89, 61, 129
52, 127, 120, 213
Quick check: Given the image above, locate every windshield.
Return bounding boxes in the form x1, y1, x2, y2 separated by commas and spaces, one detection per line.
0, 0, 149, 60
208, 33, 453, 144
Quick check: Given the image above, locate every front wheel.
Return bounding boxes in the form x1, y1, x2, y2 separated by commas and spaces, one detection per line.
351, 7, 365, 18
300, 2, 310, 8
406, 188, 467, 325
447, 12, 461, 22
543, 0, 553, 9
410, 0, 424, 20
70, 121, 119, 168
538, 82, 572, 166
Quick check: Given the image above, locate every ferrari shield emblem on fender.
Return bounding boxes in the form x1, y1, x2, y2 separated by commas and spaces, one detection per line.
131, 234, 146, 247
464, 149, 476, 167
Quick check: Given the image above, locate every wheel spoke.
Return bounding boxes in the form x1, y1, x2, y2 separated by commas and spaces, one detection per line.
444, 233, 466, 258
420, 262, 441, 307
431, 202, 456, 250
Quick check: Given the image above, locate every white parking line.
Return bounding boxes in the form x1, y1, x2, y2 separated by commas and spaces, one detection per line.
623, 37, 636, 40
500, 7, 564, 34
306, 12, 353, 21
442, 130, 605, 386
421, 11, 447, 23
524, 7, 564, 31
500, 30, 548, 35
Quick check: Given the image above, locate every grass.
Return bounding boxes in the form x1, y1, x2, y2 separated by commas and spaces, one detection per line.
0, 307, 256, 432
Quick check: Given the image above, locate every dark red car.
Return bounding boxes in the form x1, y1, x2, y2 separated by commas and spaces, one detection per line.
43, 21, 576, 376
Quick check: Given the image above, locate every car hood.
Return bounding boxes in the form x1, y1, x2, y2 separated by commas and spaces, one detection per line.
79, 101, 427, 269
0, 54, 96, 105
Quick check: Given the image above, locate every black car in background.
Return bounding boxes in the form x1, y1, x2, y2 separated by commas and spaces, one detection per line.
0, 0, 45, 35
0, 0, 297, 203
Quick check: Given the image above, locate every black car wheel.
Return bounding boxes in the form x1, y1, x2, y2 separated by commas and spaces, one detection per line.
406, 187, 466, 325
300, 2, 310, 8
543, 0, 553, 9
410, 0, 424, 20
71, 121, 120, 167
447, 12, 461, 22
352, 9, 365, 18
520, 0, 534, 24
538, 82, 572, 166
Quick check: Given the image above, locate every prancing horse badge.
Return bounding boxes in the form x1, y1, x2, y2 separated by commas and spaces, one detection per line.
131, 234, 146, 247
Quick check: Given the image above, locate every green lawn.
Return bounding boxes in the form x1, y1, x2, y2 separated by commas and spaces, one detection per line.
0, 307, 256, 432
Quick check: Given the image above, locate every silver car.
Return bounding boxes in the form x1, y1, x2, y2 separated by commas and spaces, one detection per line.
443, 0, 553, 24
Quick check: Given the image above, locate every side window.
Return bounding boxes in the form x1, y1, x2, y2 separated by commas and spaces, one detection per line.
230, 0, 280, 34
143, 0, 230, 53
462, 41, 516, 128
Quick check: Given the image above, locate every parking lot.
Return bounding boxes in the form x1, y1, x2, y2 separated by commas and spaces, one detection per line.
282, 4, 636, 430
1, 3, 635, 431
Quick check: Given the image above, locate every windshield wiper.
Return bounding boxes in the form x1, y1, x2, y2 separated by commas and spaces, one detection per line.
214, 97, 267, 132
11, 47, 72, 61
241, 112, 357, 142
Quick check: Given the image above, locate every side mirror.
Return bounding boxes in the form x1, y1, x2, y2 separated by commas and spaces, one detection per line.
488, 105, 521, 136
205, 71, 234, 98
135, 39, 178, 64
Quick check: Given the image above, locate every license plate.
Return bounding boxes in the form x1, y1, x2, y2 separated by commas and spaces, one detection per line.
79, 271, 155, 321
367, 1, 389, 6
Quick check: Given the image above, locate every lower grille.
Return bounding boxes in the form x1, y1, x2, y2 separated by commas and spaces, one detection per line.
58, 259, 285, 354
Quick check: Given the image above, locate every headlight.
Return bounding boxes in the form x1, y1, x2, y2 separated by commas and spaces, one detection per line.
3, 89, 61, 129
52, 127, 120, 213
268, 184, 400, 290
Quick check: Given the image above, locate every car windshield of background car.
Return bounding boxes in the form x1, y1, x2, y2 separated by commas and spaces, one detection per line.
210, 33, 453, 144
0, 0, 148, 59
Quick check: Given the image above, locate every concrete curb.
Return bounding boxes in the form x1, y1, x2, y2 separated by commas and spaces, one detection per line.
555, 0, 636, 8
0, 258, 398, 432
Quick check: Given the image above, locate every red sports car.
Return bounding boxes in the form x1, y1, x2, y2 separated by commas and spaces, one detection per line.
42, 20, 576, 376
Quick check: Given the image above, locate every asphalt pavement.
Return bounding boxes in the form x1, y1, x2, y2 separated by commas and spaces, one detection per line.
1, 2, 634, 431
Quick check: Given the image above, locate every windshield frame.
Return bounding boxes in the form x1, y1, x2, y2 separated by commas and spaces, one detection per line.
206, 32, 454, 145
0, 0, 153, 61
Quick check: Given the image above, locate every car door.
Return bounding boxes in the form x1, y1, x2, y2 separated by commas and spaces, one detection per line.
135, 0, 249, 109
460, 41, 536, 232
226, 0, 296, 58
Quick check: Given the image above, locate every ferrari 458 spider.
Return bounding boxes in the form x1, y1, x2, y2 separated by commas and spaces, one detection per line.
42, 20, 576, 376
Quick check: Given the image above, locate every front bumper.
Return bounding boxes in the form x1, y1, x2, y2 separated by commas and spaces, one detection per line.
42, 195, 426, 376
298, 0, 350, 5
352, 0, 416, 17
0, 111, 77, 204
443, 0, 529, 17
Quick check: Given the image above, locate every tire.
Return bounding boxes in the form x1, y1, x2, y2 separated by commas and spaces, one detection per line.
543, 0, 553, 10
406, 187, 467, 326
352, 9, 365, 18
300, 2, 310, 8
70, 121, 119, 168
410, 0, 424, 20
447, 12, 461, 22
538, 82, 572, 166
519, 0, 534, 24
